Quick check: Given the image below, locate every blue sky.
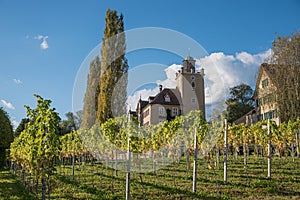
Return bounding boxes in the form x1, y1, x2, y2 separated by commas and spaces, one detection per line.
1, 0, 300, 126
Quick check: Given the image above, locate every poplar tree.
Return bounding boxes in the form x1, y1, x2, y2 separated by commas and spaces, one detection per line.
269, 31, 300, 122
97, 9, 128, 124
81, 56, 101, 129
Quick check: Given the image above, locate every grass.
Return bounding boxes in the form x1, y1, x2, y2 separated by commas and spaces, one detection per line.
0, 168, 35, 200
2, 155, 300, 199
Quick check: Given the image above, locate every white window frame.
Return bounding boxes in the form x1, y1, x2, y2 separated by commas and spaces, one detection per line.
172, 107, 178, 116
191, 98, 196, 104
159, 106, 165, 116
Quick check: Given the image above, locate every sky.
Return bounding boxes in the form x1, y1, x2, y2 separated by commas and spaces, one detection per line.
1, 0, 300, 127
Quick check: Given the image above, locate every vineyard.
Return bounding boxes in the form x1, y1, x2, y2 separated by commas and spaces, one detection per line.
7, 96, 300, 199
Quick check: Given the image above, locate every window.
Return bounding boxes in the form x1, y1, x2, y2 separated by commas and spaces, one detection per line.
262, 78, 269, 88
159, 107, 164, 116
164, 94, 170, 102
191, 81, 195, 90
191, 98, 196, 104
191, 76, 195, 80
172, 107, 178, 116
143, 109, 149, 118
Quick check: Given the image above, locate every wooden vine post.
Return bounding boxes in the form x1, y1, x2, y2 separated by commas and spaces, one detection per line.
126, 112, 131, 200
224, 119, 228, 183
192, 127, 198, 192
267, 119, 271, 179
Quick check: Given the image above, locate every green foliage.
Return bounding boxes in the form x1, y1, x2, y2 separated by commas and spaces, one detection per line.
0, 107, 14, 168
225, 83, 254, 123
10, 94, 60, 177
97, 9, 128, 124
59, 112, 82, 135
269, 31, 300, 122
60, 130, 84, 158
82, 56, 101, 129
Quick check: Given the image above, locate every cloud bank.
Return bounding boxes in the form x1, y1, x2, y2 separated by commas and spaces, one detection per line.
1, 100, 15, 110
126, 49, 271, 118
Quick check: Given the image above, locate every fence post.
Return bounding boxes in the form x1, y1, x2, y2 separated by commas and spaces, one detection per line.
267, 119, 271, 179
296, 130, 299, 158
224, 119, 228, 183
126, 113, 131, 200
192, 127, 198, 192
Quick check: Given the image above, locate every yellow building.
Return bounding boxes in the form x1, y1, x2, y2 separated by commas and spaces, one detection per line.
253, 63, 280, 124
134, 56, 205, 126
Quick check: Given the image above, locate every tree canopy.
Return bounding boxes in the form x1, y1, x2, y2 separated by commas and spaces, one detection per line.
81, 56, 101, 129
0, 107, 13, 168
226, 83, 254, 123
97, 9, 128, 124
269, 31, 300, 122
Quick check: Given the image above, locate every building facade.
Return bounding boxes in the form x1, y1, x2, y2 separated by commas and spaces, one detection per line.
134, 56, 205, 126
253, 63, 280, 124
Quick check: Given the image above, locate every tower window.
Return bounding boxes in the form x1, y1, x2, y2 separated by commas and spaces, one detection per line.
191, 81, 195, 90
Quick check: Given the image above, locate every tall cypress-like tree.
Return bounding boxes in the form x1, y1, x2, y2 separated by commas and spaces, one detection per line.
97, 9, 128, 124
269, 31, 300, 122
81, 56, 101, 129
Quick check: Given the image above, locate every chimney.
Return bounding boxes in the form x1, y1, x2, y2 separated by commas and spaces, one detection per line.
159, 85, 163, 92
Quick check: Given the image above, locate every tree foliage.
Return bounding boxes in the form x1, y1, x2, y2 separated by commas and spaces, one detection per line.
269, 31, 300, 122
10, 94, 60, 196
226, 83, 254, 123
0, 107, 13, 168
59, 111, 82, 135
97, 9, 128, 124
82, 56, 101, 129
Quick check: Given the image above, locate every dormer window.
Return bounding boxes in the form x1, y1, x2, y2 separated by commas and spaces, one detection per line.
164, 94, 170, 102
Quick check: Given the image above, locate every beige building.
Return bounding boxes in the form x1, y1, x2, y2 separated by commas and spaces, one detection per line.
253, 63, 280, 124
133, 56, 205, 126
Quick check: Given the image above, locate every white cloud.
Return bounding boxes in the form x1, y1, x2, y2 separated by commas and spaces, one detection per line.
197, 49, 272, 106
127, 49, 272, 119
34, 35, 49, 50
1, 100, 15, 110
13, 79, 22, 84
11, 120, 19, 127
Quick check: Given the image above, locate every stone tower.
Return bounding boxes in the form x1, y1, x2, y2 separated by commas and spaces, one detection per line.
175, 56, 205, 118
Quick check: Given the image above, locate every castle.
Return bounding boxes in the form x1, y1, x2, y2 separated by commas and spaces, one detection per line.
132, 56, 205, 126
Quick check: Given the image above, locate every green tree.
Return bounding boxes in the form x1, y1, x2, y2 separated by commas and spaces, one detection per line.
82, 56, 101, 129
226, 83, 254, 123
0, 107, 13, 168
269, 31, 300, 122
97, 9, 128, 124
59, 111, 82, 135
